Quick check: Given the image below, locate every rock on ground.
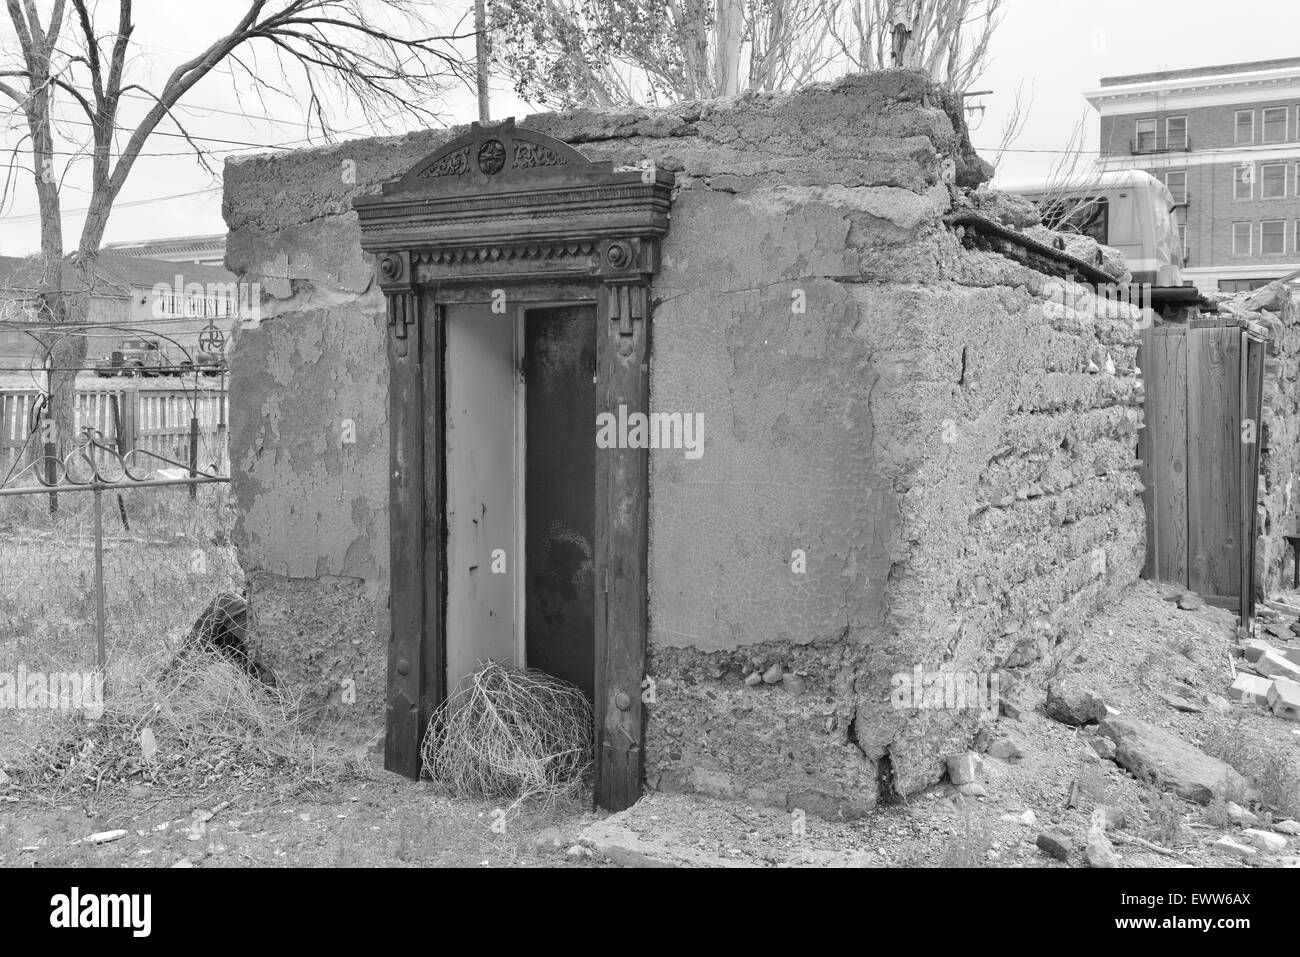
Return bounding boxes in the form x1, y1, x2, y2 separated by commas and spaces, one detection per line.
1098, 715, 1253, 805
1045, 681, 1108, 725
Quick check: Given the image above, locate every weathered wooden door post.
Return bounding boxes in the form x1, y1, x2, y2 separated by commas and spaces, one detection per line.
356, 120, 672, 809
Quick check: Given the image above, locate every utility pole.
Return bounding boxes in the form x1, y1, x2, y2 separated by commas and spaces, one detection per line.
475, 0, 490, 122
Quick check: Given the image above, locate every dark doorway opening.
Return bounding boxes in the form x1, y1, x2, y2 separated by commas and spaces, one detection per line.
524, 304, 597, 701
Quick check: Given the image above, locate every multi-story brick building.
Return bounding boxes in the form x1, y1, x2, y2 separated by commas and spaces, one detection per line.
1086, 57, 1300, 294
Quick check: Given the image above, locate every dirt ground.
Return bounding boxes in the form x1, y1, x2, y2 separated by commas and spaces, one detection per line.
3, 578, 1298, 868
0, 751, 607, 868
531, 579, 1300, 868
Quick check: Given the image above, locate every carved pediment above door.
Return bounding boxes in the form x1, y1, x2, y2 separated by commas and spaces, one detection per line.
354, 118, 673, 286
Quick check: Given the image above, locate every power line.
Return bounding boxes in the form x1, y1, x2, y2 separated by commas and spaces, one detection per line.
0, 187, 220, 223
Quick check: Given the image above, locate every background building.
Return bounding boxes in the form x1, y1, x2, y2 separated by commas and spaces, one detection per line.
101, 233, 227, 267
0, 254, 238, 369
1087, 57, 1300, 293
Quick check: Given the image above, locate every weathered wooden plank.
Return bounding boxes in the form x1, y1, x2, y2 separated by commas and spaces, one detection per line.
594, 281, 649, 813
1148, 329, 1188, 585
420, 294, 447, 743
1187, 325, 1240, 598
1240, 333, 1266, 621
1137, 325, 1157, 579
386, 288, 427, 779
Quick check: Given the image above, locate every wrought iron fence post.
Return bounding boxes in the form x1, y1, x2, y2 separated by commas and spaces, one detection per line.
93, 484, 106, 672
189, 415, 199, 500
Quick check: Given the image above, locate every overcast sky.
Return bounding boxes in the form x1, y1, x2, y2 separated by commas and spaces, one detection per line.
0, 0, 1294, 256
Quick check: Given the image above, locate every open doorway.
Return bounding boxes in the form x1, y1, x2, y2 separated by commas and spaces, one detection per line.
442, 302, 597, 702
523, 305, 597, 701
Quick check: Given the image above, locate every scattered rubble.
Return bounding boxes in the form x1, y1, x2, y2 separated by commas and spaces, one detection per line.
1267, 678, 1300, 721
1045, 682, 1108, 726
1229, 673, 1273, 705
1213, 836, 1257, 860
945, 752, 982, 786
1085, 827, 1120, 868
1035, 831, 1071, 862
987, 736, 1025, 761
1241, 828, 1288, 854
1097, 715, 1253, 805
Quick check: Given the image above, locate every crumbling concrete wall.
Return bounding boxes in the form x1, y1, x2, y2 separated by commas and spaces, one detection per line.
1201, 283, 1300, 596
222, 70, 1145, 807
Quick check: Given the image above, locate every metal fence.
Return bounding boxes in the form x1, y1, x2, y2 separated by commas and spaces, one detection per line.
0, 385, 228, 480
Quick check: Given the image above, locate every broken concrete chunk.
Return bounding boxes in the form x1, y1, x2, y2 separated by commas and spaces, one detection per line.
1225, 802, 1259, 826
1242, 828, 1288, 853
1228, 673, 1273, 706
1045, 681, 1108, 726
1204, 694, 1231, 714
1272, 820, 1300, 836
781, 672, 807, 695
1267, 678, 1300, 721
945, 752, 981, 786
1098, 715, 1254, 805
761, 663, 784, 684
1094, 804, 1127, 831
1086, 733, 1117, 761
1213, 836, 1257, 859
1036, 831, 1071, 861
1256, 650, 1300, 682
987, 735, 1025, 761
1240, 638, 1274, 663
1085, 828, 1119, 868
743, 671, 763, 686
1177, 592, 1204, 611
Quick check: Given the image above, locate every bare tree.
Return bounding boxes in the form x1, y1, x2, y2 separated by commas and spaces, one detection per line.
1035, 111, 1111, 238
829, 0, 1003, 91
1, 0, 471, 456
488, 0, 1000, 109
984, 80, 1029, 175
488, 0, 847, 108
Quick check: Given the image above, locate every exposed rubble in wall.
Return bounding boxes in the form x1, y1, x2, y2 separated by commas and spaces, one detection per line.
1197, 281, 1300, 596
623, 79, 1145, 814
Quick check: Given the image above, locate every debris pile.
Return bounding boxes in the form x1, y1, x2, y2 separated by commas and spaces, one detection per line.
1234, 600, 1300, 722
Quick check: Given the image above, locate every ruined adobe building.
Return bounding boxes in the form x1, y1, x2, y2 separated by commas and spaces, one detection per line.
222, 71, 1146, 815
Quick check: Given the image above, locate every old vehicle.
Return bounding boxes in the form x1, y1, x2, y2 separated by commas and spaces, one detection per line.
995, 169, 1184, 286
177, 348, 226, 376
94, 337, 176, 377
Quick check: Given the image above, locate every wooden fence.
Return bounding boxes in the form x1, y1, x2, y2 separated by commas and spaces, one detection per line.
1138, 318, 1266, 619
0, 386, 228, 482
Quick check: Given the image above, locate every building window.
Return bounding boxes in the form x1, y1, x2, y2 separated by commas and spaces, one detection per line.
1163, 170, 1187, 203
1135, 118, 1157, 152
1262, 106, 1288, 143
1233, 221, 1253, 255
1235, 110, 1254, 144
1234, 165, 1253, 200
1165, 116, 1187, 150
1261, 163, 1287, 199
1262, 220, 1286, 254
1220, 278, 1274, 293
1178, 223, 1188, 262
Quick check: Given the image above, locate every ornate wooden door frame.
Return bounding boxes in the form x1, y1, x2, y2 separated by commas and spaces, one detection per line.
354, 119, 672, 811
